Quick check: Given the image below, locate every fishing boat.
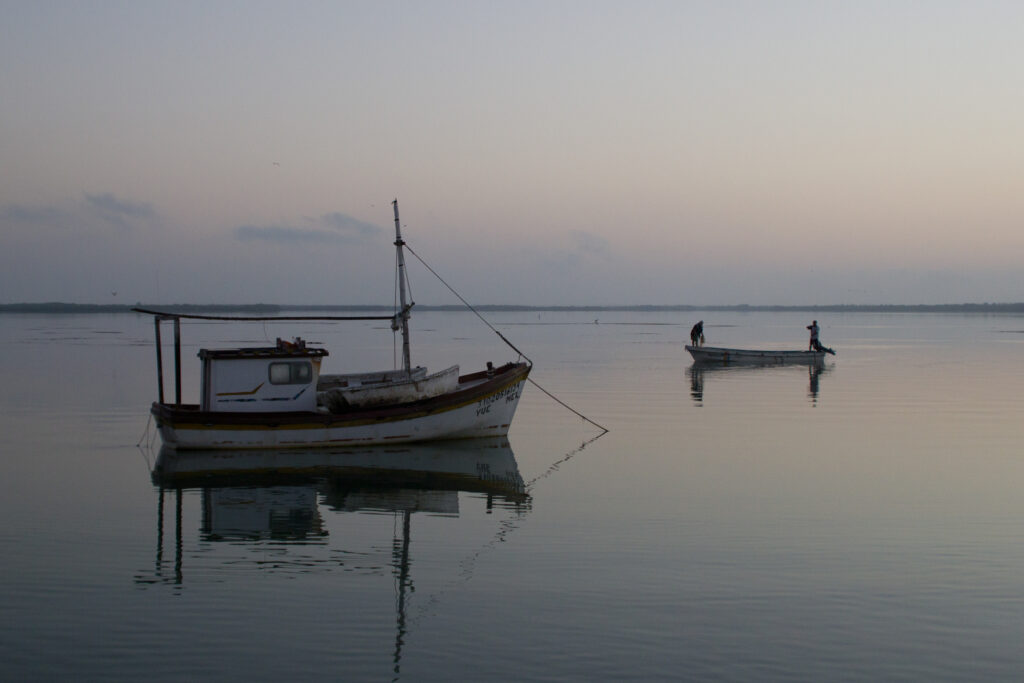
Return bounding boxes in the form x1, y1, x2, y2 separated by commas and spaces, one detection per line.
136, 200, 531, 451
685, 344, 834, 365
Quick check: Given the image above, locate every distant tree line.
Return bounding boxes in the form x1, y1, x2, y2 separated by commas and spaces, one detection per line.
4, 302, 1024, 314
0, 302, 283, 314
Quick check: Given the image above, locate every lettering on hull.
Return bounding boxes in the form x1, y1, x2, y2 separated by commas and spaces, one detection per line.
475, 382, 524, 417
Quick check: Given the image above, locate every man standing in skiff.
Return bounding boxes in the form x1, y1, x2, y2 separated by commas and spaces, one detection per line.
807, 320, 821, 351
690, 320, 704, 347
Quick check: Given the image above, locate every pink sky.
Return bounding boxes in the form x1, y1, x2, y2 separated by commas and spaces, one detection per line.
3, 1, 1023, 305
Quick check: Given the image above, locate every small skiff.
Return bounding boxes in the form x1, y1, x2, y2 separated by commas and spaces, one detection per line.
686, 344, 834, 365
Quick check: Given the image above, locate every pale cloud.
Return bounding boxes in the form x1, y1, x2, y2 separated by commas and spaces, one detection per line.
0, 203, 65, 227
321, 212, 381, 238
516, 230, 614, 274
235, 212, 382, 246
236, 225, 348, 244
84, 193, 155, 219
0, 193, 157, 234
569, 230, 611, 258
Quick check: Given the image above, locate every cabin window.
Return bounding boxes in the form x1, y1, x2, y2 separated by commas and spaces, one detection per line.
269, 361, 312, 385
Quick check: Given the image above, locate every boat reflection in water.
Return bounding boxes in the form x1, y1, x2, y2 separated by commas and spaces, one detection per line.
145, 436, 527, 552
688, 362, 830, 405
140, 437, 528, 676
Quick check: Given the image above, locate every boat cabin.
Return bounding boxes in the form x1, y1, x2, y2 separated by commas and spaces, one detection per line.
199, 337, 328, 413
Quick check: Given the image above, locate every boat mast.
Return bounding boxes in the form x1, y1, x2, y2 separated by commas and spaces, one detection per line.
393, 199, 412, 374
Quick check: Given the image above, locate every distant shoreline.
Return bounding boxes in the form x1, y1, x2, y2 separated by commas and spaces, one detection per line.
4, 302, 1024, 314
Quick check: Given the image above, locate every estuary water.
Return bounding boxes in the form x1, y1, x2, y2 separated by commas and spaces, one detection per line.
2, 309, 1024, 681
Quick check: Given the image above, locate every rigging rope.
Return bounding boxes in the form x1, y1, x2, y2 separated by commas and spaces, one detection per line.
402, 242, 608, 434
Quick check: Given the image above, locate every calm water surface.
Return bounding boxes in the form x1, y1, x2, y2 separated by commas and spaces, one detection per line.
2, 310, 1024, 681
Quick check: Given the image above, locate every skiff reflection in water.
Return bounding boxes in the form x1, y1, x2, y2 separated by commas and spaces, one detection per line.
688, 362, 830, 405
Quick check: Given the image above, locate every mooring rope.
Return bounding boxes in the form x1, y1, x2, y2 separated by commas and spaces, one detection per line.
403, 242, 608, 434
404, 426, 607, 632
524, 431, 607, 491
136, 412, 153, 447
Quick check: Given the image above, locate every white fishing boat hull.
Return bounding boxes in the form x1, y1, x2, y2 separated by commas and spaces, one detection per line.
686, 344, 832, 365
152, 362, 530, 450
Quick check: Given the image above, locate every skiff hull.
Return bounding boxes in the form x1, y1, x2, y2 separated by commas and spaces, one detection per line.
152, 362, 530, 450
686, 345, 831, 365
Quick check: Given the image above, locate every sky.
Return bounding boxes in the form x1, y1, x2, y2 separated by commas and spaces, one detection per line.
2, 1, 1023, 306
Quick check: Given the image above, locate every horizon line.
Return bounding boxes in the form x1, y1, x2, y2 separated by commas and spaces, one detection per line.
4, 302, 1024, 314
